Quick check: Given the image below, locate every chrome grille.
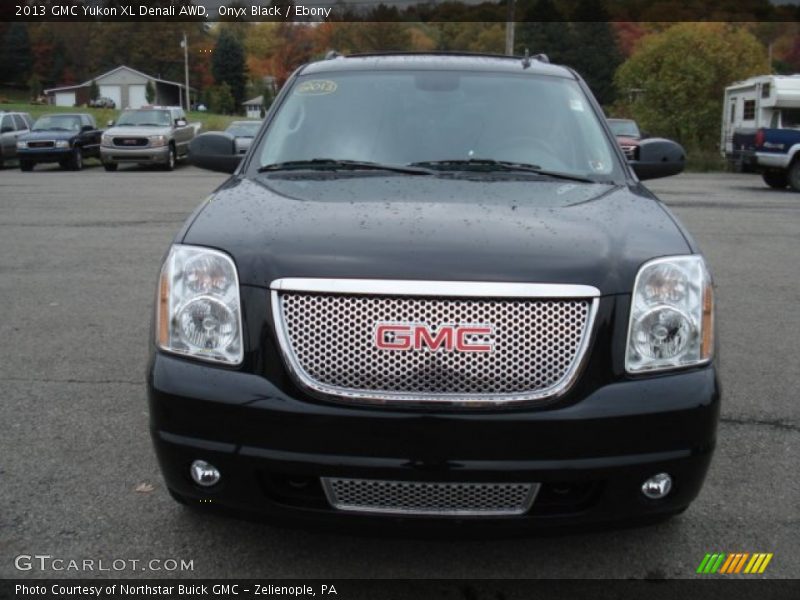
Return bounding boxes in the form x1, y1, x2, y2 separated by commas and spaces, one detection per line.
271, 279, 598, 406
322, 477, 539, 516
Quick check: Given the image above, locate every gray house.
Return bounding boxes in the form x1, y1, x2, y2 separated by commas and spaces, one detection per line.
44, 66, 190, 109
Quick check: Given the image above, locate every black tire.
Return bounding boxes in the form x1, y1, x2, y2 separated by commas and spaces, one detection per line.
788, 160, 800, 193
164, 145, 176, 171
103, 162, 118, 172
762, 170, 787, 189
70, 147, 83, 171
20, 160, 34, 172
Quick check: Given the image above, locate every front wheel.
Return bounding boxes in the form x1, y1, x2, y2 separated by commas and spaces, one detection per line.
762, 170, 787, 189
788, 160, 800, 193
70, 147, 83, 171
20, 160, 34, 172
164, 145, 176, 171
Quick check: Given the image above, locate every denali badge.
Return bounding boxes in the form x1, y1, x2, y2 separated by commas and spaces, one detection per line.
375, 323, 494, 353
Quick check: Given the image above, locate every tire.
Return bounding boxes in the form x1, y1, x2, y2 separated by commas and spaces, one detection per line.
164, 145, 176, 171
762, 170, 787, 189
788, 160, 800, 193
70, 147, 83, 171
103, 162, 118, 172
167, 488, 190, 506
19, 160, 34, 172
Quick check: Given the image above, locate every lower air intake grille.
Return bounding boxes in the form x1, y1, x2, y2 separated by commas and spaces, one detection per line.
321, 477, 539, 516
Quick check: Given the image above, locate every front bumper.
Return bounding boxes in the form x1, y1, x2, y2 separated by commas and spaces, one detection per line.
17, 147, 71, 162
101, 146, 168, 163
148, 353, 720, 530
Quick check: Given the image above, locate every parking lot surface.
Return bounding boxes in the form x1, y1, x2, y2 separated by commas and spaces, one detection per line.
0, 165, 798, 579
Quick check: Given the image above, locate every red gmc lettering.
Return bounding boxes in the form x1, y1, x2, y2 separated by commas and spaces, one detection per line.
375, 323, 493, 353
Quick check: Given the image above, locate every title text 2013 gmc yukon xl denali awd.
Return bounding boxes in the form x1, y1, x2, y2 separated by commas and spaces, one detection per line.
148, 53, 718, 531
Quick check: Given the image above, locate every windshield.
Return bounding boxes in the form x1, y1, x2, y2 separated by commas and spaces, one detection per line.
117, 110, 171, 127
255, 70, 622, 180
33, 115, 82, 132
608, 119, 641, 138
226, 122, 261, 137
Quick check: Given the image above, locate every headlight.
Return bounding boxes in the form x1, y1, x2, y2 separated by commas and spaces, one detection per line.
149, 135, 168, 147
156, 244, 243, 365
626, 255, 713, 373
55, 140, 69, 148
101, 134, 113, 147
16, 141, 26, 149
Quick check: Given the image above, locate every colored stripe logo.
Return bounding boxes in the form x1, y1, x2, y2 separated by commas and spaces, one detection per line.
697, 553, 773, 574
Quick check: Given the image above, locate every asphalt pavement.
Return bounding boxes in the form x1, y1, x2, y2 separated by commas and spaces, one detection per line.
0, 163, 797, 579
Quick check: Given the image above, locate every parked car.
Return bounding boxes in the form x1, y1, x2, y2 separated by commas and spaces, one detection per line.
0, 111, 34, 167
100, 106, 197, 171
224, 120, 262, 154
89, 96, 116, 109
607, 118, 644, 161
16, 113, 102, 171
152, 53, 713, 531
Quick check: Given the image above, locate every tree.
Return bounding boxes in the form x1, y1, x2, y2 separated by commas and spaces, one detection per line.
208, 83, 235, 115
212, 29, 247, 106
615, 23, 766, 149
89, 79, 99, 102
0, 23, 33, 84
28, 75, 42, 101
145, 80, 155, 104
515, 0, 573, 63
569, 1, 622, 105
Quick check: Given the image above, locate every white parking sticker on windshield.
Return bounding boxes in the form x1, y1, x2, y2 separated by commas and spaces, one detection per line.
569, 98, 584, 112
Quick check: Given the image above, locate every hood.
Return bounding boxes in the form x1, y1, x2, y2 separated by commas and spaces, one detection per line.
105, 126, 172, 136
20, 129, 78, 141
181, 175, 690, 295
616, 136, 641, 145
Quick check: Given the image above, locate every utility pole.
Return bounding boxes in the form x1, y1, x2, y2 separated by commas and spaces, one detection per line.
181, 32, 190, 110
505, 0, 516, 56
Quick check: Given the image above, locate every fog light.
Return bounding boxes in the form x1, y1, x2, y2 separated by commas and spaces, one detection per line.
190, 460, 221, 487
641, 473, 672, 499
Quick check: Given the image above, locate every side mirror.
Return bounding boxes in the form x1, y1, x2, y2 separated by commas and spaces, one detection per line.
0, 126, 13, 134
630, 138, 685, 181
175, 119, 187, 127
188, 132, 241, 173
81, 124, 93, 132
107, 120, 115, 127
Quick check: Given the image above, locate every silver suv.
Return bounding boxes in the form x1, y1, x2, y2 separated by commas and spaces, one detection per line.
0, 111, 34, 168
100, 106, 196, 171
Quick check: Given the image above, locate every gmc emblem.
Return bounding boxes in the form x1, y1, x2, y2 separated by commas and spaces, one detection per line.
375, 323, 494, 353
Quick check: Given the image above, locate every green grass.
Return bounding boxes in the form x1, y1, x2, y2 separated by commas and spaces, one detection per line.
0, 101, 240, 132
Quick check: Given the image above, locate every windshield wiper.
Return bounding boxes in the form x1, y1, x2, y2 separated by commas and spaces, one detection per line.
409, 159, 598, 183
258, 158, 434, 175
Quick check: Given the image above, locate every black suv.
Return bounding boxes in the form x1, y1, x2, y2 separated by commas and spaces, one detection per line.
150, 53, 716, 530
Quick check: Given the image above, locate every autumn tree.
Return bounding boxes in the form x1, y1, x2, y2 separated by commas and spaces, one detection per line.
615, 23, 767, 148
569, 1, 622, 105
0, 23, 33, 85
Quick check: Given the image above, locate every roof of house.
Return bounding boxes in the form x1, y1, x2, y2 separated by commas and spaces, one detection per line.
44, 65, 188, 94
242, 96, 264, 106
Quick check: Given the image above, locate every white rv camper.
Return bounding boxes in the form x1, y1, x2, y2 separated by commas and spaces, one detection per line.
721, 74, 800, 158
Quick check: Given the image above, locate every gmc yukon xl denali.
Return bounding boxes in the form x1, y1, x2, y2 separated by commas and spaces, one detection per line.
149, 53, 717, 530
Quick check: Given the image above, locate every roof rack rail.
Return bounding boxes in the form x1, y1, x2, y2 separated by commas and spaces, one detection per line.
532, 53, 550, 64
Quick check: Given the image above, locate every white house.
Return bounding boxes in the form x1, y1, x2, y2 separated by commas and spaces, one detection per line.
242, 95, 266, 119
44, 65, 191, 109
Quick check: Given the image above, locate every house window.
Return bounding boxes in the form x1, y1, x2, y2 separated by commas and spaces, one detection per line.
743, 100, 756, 121
762, 83, 771, 98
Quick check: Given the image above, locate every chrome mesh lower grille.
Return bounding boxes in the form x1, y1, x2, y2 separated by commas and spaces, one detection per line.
273, 285, 595, 405
321, 477, 539, 516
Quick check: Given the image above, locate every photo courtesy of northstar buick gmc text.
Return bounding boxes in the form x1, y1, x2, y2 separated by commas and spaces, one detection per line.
148, 52, 717, 531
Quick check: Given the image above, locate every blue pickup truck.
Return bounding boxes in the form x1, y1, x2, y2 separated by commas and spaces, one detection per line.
731, 108, 800, 191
